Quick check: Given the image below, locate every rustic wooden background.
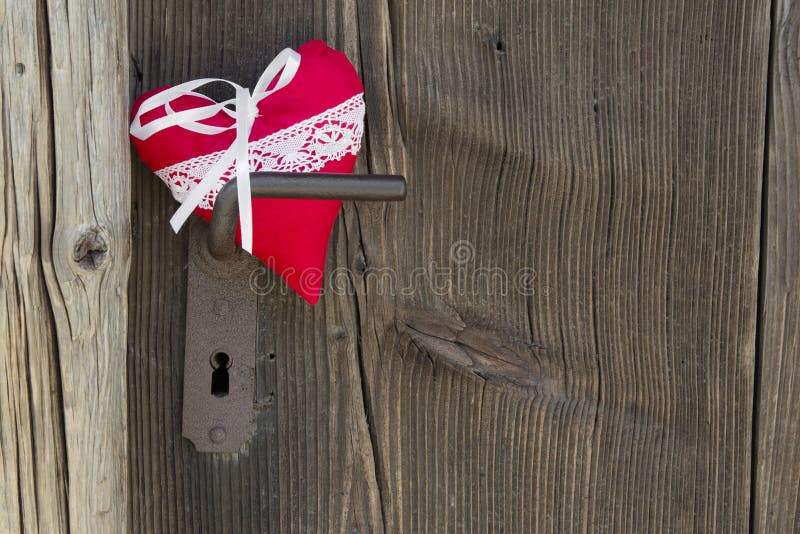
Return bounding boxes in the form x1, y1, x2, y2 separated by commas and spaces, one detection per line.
1, 0, 130, 532
3, 0, 800, 532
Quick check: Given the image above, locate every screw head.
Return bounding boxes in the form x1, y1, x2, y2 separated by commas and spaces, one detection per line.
209, 426, 226, 443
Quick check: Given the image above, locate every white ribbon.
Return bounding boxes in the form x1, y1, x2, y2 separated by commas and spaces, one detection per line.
130, 48, 302, 253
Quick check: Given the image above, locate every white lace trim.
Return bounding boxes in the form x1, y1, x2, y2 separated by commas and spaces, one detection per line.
154, 93, 365, 209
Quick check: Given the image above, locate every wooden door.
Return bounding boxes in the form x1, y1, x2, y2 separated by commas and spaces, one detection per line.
4, 0, 800, 532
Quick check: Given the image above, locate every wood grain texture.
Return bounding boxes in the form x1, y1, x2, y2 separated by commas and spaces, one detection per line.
1, 0, 131, 532
126, 1, 380, 532
353, 0, 769, 531
127, 0, 771, 532
0, 2, 68, 532
754, 0, 800, 531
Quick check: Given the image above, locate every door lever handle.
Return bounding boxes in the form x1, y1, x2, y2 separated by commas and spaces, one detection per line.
208, 172, 407, 258
183, 172, 407, 453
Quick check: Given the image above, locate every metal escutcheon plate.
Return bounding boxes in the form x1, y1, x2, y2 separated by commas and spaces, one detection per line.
182, 218, 260, 453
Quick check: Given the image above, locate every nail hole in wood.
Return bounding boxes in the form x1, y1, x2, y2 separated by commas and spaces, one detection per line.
15, 63, 25, 76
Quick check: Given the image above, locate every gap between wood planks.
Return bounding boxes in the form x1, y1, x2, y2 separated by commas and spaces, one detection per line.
750, 0, 777, 529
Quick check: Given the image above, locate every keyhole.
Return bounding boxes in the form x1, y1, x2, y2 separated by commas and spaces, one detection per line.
211, 352, 230, 397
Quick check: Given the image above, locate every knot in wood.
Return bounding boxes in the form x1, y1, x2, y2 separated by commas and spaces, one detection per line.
73, 226, 109, 270
330, 326, 348, 341
353, 253, 367, 275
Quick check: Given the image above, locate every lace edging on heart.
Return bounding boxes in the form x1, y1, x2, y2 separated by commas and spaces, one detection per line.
154, 93, 365, 210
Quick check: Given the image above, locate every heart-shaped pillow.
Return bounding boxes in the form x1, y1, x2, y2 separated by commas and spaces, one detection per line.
130, 40, 364, 304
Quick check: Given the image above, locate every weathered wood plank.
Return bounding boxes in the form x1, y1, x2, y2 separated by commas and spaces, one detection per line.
43, 0, 132, 530
353, 0, 769, 531
754, 0, 800, 531
126, 1, 381, 532
1, 0, 131, 532
1, 3, 69, 532
127, 0, 770, 532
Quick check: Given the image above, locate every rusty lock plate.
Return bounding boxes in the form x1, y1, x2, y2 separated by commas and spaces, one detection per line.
182, 218, 261, 453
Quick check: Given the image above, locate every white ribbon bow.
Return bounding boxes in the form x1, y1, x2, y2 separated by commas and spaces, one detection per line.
130, 48, 302, 253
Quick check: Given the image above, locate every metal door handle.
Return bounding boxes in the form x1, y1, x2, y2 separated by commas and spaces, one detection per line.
208, 172, 407, 258
184, 171, 407, 453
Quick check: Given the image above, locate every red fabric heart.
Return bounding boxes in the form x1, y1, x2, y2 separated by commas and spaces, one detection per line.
130, 40, 364, 304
